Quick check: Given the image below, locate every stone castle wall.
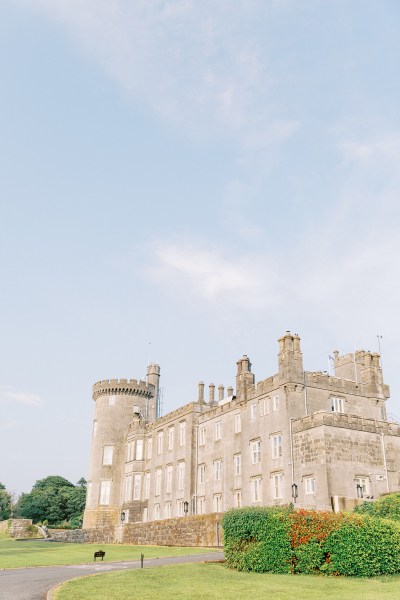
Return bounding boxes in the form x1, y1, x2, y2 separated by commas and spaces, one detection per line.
50, 514, 223, 546
50, 526, 116, 544
122, 513, 223, 547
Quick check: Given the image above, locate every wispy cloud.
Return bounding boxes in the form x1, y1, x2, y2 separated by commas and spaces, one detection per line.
15, 0, 299, 147
0, 387, 43, 407
143, 220, 400, 344
0, 420, 17, 431
148, 240, 283, 310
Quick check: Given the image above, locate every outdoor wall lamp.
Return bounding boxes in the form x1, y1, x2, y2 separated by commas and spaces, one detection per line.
291, 483, 298, 502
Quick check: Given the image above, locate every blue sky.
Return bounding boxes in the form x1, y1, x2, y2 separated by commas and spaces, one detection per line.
1, 0, 399, 495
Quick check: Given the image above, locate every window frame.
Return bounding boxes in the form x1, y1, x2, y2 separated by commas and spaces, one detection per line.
251, 439, 261, 464
102, 445, 114, 466
99, 480, 111, 505
271, 434, 283, 459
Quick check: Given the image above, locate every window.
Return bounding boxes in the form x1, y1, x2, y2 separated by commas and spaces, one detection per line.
99, 480, 111, 505
154, 504, 160, 520
133, 474, 141, 500
177, 500, 185, 516
272, 434, 283, 459
123, 474, 132, 502
103, 445, 114, 466
213, 494, 222, 512
108, 395, 116, 406
168, 427, 175, 450
273, 473, 284, 499
331, 397, 344, 412
198, 464, 206, 485
166, 465, 173, 493
234, 413, 241, 433
234, 490, 242, 508
164, 502, 172, 519
252, 477, 262, 502
142, 507, 148, 522
157, 431, 164, 455
273, 395, 279, 411
214, 459, 222, 481
155, 468, 162, 496
234, 454, 241, 476
260, 399, 269, 416
215, 421, 221, 441
305, 477, 316, 495
179, 422, 186, 446
355, 477, 370, 497
136, 439, 143, 460
199, 427, 206, 445
144, 472, 151, 500
380, 404, 386, 420
126, 441, 134, 462
251, 440, 261, 464
147, 437, 153, 459
92, 420, 97, 437
250, 404, 257, 419
197, 497, 205, 515
178, 462, 185, 491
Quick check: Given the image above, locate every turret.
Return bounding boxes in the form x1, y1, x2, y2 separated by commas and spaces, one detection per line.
278, 331, 304, 384
235, 355, 255, 401
147, 363, 161, 420
83, 375, 157, 529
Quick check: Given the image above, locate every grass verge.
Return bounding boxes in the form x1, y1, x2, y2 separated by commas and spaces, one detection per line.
54, 563, 400, 600
0, 538, 216, 569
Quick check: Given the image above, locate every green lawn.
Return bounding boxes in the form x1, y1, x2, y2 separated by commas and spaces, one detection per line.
54, 563, 400, 600
0, 538, 216, 569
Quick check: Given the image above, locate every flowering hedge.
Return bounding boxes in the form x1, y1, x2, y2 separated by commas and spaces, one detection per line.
222, 506, 400, 577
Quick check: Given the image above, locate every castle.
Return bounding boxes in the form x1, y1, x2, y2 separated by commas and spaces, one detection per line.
83, 331, 400, 529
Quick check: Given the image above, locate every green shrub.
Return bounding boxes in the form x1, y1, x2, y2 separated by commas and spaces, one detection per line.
324, 516, 400, 577
293, 538, 325, 574
222, 506, 292, 573
354, 493, 400, 522
223, 507, 400, 577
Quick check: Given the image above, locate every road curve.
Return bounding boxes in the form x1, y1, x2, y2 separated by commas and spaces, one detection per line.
0, 552, 224, 600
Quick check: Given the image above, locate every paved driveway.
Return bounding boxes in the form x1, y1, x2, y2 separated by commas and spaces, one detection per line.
0, 552, 224, 600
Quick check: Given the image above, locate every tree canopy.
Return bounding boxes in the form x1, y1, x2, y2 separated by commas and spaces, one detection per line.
15, 476, 87, 525
0, 482, 12, 521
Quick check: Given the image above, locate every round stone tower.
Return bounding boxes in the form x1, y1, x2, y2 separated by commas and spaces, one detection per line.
83, 373, 157, 529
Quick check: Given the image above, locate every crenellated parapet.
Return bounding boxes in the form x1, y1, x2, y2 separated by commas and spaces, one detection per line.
92, 378, 154, 401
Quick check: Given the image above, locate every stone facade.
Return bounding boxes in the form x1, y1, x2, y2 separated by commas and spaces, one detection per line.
83, 331, 400, 531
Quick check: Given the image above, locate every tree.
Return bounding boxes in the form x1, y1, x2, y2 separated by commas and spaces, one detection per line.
0, 482, 12, 521
14, 476, 87, 525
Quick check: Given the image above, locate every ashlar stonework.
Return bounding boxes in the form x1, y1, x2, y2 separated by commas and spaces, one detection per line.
83, 332, 399, 532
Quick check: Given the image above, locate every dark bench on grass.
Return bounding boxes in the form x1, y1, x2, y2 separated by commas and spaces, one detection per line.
94, 550, 106, 561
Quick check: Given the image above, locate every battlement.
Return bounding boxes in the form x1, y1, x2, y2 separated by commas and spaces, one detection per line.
292, 411, 400, 437
92, 378, 154, 401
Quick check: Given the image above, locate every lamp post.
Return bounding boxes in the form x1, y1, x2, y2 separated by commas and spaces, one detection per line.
291, 483, 298, 503
183, 501, 189, 516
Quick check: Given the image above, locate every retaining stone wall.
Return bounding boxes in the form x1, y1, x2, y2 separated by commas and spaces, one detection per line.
50, 514, 223, 546
0, 519, 38, 538
50, 527, 116, 543
123, 513, 223, 547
